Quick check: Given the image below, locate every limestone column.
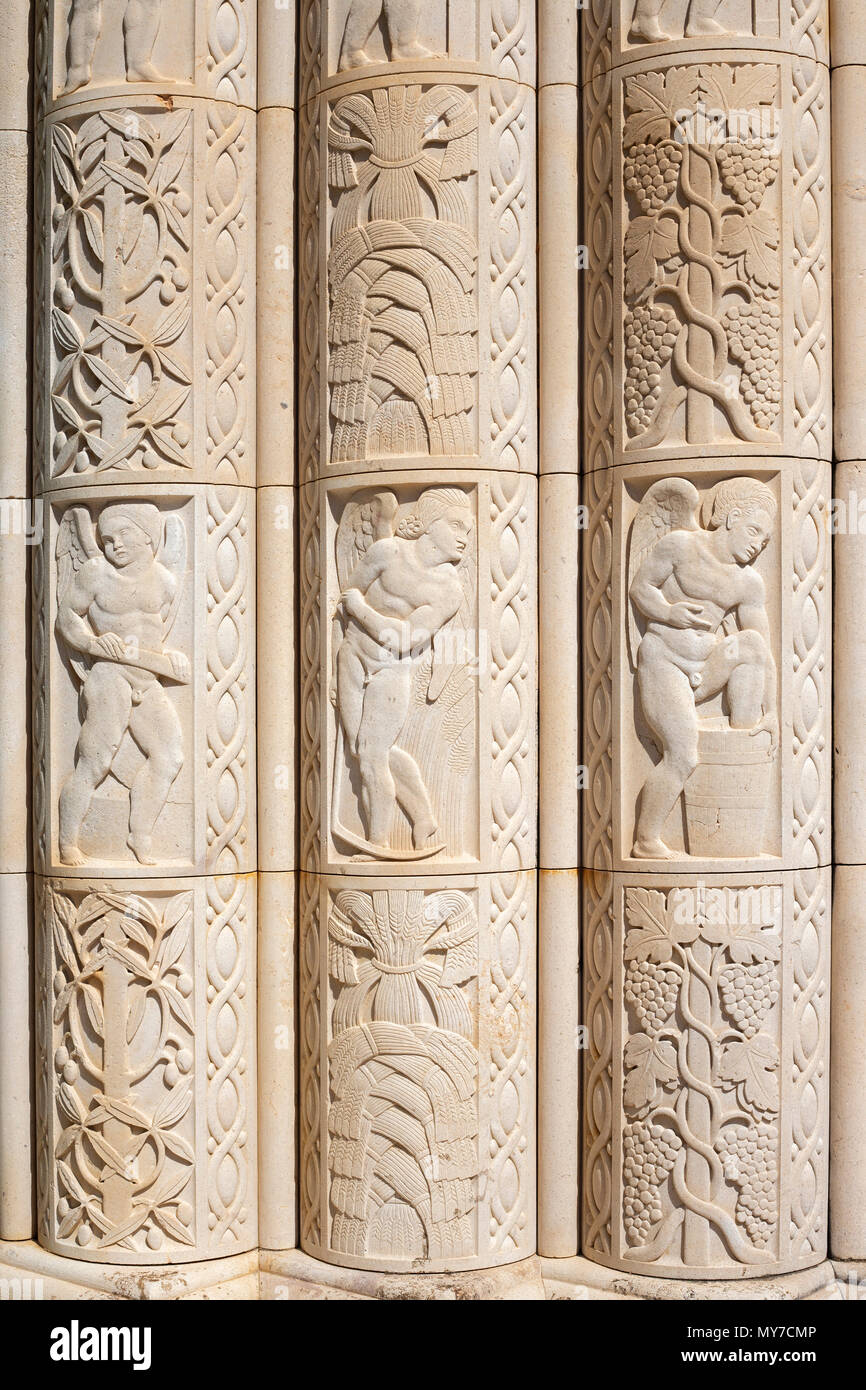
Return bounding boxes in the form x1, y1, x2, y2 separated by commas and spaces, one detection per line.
0, 0, 35, 1240
32, 0, 258, 1262
256, 0, 296, 1254
581, 1, 831, 1277
538, 0, 580, 1257
297, 0, 537, 1271
829, 0, 866, 1262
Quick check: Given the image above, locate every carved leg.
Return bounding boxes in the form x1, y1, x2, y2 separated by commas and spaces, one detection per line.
58, 665, 132, 865
629, 0, 669, 43
63, 0, 102, 93
338, 0, 382, 70
126, 685, 184, 863
123, 0, 163, 81
384, 0, 431, 62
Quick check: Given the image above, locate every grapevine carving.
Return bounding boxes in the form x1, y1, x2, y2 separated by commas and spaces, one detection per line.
622, 64, 782, 448
622, 885, 782, 1263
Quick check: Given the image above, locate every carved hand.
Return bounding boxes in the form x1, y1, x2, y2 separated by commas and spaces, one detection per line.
750, 711, 779, 752
342, 588, 365, 622
90, 632, 128, 661
667, 600, 714, 631
168, 650, 191, 682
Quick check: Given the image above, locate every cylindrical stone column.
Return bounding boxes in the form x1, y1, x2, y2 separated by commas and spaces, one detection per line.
538, 0, 580, 1258
256, 0, 297, 1254
297, 0, 537, 1271
829, 0, 866, 1262
581, 0, 831, 1277
0, 0, 35, 1241
32, 0, 258, 1262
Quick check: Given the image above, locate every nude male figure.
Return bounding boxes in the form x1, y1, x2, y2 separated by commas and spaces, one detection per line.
630, 479, 778, 859
338, 0, 431, 70
333, 488, 470, 850
64, 0, 163, 94
630, 0, 726, 42
57, 504, 189, 866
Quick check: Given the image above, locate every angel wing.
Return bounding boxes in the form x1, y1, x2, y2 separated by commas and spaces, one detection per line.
334, 491, 398, 594
627, 478, 701, 668
159, 513, 187, 638
56, 506, 100, 685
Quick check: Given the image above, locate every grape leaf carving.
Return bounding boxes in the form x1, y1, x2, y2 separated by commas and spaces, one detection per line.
623, 68, 701, 146
624, 887, 701, 963
624, 215, 679, 299
720, 210, 780, 290
718, 1035, 780, 1116
624, 1033, 678, 1115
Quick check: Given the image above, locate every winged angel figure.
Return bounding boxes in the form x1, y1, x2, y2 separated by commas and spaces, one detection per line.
56, 502, 188, 866
331, 487, 475, 859
627, 476, 778, 859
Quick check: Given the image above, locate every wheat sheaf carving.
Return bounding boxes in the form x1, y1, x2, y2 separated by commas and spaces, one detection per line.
327, 85, 479, 462
326, 888, 480, 1260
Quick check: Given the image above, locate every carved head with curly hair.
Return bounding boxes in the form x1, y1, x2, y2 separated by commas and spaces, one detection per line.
702, 477, 777, 567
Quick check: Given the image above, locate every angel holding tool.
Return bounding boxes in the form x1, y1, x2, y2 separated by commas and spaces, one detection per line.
56, 502, 189, 866
331, 486, 474, 859
628, 476, 778, 859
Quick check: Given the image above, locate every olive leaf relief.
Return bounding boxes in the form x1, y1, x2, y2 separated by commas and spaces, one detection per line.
622, 885, 782, 1258
622, 64, 782, 448
49, 887, 196, 1254
50, 111, 193, 477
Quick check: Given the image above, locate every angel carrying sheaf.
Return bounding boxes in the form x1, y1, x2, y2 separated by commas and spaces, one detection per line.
627, 476, 778, 860
55, 502, 188, 866
330, 487, 476, 860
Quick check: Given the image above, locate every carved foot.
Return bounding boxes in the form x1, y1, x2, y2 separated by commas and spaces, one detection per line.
412, 819, 440, 850
391, 42, 432, 61
338, 48, 372, 71
628, 19, 669, 42
59, 844, 89, 867
127, 834, 156, 866
62, 67, 92, 95
632, 838, 678, 860
126, 62, 164, 82
684, 17, 725, 36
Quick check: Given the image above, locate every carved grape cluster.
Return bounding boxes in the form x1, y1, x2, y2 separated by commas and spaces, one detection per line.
624, 302, 678, 433
623, 140, 683, 214
716, 1123, 778, 1248
625, 958, 679, 1036
722, 299, 782, 431
623, 1121, 681, 1246
717, 140, 778, 215
719, 959, 779, 1038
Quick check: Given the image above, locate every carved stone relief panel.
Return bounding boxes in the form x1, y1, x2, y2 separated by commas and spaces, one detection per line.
45, 0, 255, 107
580, 1, 829, 74
36, 873, 257, 1262
35, 98, 255, 492
582, 50, 830, 467
583, 868, 828, 1277
299, 870, 536, 1271
299, 1, 537, 484
584, 457, 830, 875
34, 484, 255, 878
300, 470, 536, 876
